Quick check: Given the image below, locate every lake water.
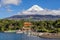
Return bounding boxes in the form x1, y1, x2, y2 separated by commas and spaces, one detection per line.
0, 32, 60, 40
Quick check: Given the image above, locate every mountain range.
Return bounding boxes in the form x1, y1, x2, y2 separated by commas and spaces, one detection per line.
6, 5, 60, 21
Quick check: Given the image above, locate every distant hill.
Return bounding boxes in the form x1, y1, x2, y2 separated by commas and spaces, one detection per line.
6, 15, 60, 21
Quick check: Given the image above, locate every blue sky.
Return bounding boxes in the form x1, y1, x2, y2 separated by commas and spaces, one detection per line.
0, 0, 60, 19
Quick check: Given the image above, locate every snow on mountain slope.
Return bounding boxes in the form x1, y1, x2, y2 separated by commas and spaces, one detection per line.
27, 5, 44, 11
19, 5, 44, 15
18, 5, 60, 15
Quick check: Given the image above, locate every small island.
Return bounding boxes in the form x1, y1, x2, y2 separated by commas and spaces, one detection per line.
0, 19, 60, 38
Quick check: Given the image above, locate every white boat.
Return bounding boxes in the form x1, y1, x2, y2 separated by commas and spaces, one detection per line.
16, 30, 23, 34
27, 32, 31, 36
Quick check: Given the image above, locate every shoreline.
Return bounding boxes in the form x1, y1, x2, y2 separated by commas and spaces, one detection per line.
2, 30, 60, 38
38, 33, 60, 38
4, 30, 16, 33
24, 31, 60, 38
30, 32, 60, 38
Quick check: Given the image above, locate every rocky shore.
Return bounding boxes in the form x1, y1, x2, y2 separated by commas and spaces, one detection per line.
38, 33, 60, 38
29, 32, 60, 38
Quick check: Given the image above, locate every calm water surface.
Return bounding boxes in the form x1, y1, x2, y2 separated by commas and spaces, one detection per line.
0, 32, 60, 40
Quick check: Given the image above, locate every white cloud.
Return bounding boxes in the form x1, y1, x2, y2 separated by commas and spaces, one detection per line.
1, 0, 21, 5
7, 8, 13, 12
52, 10, 60, 15
4, 5, 13, 12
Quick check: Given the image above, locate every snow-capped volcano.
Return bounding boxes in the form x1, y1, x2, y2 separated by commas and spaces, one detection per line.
18, 5, 60, 15
20, 5, 44, 15
6, 5, 60, 20
27, 5, 44, 11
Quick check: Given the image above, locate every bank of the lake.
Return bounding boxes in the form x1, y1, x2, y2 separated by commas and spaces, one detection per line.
37, 33, 60, 38
3, 30, 60, 38
4, 30, 16, 33
26, 32, 60, 38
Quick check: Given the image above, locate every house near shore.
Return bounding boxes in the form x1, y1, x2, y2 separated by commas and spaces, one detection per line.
22, 22, 32, 31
